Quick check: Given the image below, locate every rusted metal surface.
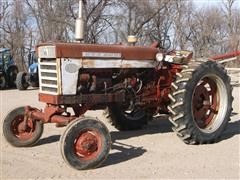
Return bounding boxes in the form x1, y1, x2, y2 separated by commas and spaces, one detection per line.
192, 77, 218, 129
38, 62, 181, 117
39, 91, 125, 105
61, 58, 157, 70
37, 42, 159, 60
50, 115, 76, 124
24, 106, 76, 125
74, 129, 102, 161
71, 104, 89, 117
35, 42, 190, 127
11, 114, 35, 140
210, 51, 240, 61
43, 106, 65, 122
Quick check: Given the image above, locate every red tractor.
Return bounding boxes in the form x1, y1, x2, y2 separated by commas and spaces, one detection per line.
3, 1, 234, 170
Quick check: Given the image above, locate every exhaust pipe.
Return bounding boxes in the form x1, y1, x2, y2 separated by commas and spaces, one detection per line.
75, 0, 85, 42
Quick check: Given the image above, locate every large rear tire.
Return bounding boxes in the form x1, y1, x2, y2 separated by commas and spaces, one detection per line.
60, 118, 111, 170
16, 72, 29, 90
168, 60, 233, 144
3, 107, 44, 147
107, 104, 150, 131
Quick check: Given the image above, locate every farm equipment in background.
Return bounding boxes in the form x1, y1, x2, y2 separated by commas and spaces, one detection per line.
16, 50, 39, 90
0, 48, 18, 89
2, 0, 236, 170
211, 51, 240, 86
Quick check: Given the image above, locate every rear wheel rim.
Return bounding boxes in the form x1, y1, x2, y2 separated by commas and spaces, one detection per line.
74, 129, 102, 161
192, 75, 228, 133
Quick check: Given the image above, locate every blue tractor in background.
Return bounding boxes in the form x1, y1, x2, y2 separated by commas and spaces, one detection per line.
0, 48, 18, 89
16, 50, 39, 90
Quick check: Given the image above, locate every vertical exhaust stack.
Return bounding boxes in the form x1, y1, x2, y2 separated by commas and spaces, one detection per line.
75, 0, 85, 42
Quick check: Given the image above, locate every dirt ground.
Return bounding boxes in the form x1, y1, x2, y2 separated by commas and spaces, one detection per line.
1, 82, 239, 179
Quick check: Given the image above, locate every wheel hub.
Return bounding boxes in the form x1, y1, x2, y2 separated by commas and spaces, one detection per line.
11, 115, 35, 140
75, 130, 101, 160
192, 77, 218, 129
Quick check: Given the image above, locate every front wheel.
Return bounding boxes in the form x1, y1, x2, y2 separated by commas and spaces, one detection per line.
3, 107, 44, 147
168, 60, 233, 144
60, 118, 111, 170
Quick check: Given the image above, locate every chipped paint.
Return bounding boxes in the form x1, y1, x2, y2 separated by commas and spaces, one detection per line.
81, 59, 156, 68
82, 52, 121, 59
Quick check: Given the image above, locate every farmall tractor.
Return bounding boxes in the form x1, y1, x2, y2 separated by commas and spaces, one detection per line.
3, 1, 233, 170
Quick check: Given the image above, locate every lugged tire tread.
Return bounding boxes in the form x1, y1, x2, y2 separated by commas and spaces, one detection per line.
168, 59, 233, 145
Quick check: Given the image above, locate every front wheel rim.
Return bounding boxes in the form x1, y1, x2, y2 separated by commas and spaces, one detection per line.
74, 129, 102, 161
11, 115, 35, 140
192, 75, 228, 133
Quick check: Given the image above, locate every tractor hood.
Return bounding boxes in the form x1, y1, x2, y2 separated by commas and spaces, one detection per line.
36, 42, 159, 60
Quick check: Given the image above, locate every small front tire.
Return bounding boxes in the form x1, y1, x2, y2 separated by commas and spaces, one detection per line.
60, 118, 111, 170
3, 107, 44, 147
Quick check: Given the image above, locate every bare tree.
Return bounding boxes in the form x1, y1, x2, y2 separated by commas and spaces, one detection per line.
25, 0, 74, 42
222, 0, 240, 51
0, 0, 30, 70
1, 0, 239, 65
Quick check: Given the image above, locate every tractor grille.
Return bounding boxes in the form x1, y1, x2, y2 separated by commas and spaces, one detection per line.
39, 58, 61, 95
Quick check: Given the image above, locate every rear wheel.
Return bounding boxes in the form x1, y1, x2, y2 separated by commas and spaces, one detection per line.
0, 74, 6, 89
16, 72, 29, 90
168, 60, 233, 144
60, 118, 111, 170
3, 107, 44, 147
108, 104, 150, 130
